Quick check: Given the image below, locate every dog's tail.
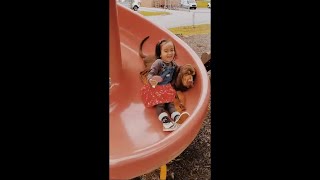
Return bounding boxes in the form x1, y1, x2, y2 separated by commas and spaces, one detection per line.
139, 36, 150, 59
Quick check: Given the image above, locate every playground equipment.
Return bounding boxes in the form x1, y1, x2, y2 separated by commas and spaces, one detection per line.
109, 0, 210, 179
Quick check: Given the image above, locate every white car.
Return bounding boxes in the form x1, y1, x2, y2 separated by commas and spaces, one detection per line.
117, 0, 140, 11
181, 0, 197, 10
208, 2, 211, 9
132, 0, 140, 11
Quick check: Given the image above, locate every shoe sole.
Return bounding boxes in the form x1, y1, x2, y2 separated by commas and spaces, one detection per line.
163, 124, 178, 131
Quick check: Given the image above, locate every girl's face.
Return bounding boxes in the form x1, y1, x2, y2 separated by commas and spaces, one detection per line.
160, 41, 175, 63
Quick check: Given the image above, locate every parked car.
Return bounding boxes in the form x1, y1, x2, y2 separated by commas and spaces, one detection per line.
132, 0, 140, 11
117, 0, 140, 11
181, 0, 197, 10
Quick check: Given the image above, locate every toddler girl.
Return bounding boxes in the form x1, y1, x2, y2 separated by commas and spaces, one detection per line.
141, 39, 189, 131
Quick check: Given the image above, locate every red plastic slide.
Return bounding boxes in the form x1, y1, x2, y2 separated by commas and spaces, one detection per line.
109, 1, 210, 179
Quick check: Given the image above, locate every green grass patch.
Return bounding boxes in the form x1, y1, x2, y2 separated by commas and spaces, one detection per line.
197, 1, 210, 8
138, 11, 171, 16
168, 24, 210, 36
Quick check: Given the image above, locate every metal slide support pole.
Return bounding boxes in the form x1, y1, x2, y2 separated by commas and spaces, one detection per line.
193, 12, 195, 28
160, 164, 167, 180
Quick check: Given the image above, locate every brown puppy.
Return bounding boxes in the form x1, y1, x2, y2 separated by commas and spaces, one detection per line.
139, 36, 196, 92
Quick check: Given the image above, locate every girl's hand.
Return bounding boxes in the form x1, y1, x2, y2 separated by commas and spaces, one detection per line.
149, 79, 158, 88
149, 76, 163, 88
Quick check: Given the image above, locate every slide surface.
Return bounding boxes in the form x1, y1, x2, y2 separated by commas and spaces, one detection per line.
110, 2, 210, 179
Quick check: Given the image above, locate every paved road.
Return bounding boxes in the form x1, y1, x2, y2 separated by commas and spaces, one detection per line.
137, 7, 211, 28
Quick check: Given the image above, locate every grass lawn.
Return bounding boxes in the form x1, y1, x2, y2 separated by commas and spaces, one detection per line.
169, 24, 210, 36
197, 1, 209, 8
138, 11, 171, 16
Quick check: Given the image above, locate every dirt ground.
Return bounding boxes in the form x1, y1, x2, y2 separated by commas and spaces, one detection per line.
133, 34, 212, 180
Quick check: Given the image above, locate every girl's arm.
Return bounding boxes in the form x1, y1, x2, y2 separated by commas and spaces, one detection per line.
147, 59, 162, 81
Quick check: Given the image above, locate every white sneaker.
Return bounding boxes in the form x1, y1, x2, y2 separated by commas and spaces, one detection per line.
162, 117, 177, 131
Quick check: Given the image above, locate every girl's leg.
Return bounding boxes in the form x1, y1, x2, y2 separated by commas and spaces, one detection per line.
166, 102, 176, 115
167, 102, 190, 124
156, 103, 176, 131
166, 102, 180, 121
156, 103, 166, 115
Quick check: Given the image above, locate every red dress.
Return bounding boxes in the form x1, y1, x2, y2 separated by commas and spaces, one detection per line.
140, 84, 176, 107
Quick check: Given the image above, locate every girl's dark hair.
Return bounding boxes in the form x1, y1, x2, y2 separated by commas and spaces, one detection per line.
155, 39, 177, 59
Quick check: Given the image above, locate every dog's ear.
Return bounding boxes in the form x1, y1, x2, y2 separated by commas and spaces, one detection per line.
190, 65, 197, 78
188, 66, 195, 82
186, 64, 196, 81
192, 68, 196, 82
191, 68, 196, 76
185, 64, 196, 75
176, 66, 190, 92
